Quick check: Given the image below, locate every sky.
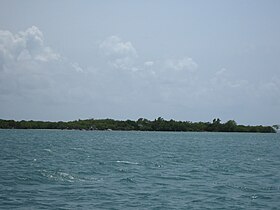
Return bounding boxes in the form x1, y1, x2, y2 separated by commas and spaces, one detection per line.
0, 0, 279, 125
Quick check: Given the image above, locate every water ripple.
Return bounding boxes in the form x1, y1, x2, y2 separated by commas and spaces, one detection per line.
0, 130, 279, 209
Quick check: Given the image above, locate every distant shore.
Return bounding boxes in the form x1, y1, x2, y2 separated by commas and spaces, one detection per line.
0, 118, 276, 133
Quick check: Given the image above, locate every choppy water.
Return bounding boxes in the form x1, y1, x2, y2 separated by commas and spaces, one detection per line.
0, 130, 279, 209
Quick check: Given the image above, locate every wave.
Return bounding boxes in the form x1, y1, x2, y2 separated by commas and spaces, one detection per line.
40, 170, 105, 184
116, 160, 139, 165
40, 170, 75, 182
70, 147, 84, 151
78, 177, 103, 182
43, 148, 52, 153
120, 177, 136, 183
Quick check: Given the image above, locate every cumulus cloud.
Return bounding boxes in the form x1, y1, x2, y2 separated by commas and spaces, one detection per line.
0, 26, 84, 99
98, 37, 201, 109
99, 36, 138, 71
112, 57, 135, 70
165, 57, 198, 72
0, 26, 60, 69
98, 36, 199, 86
99, 35, 137, 57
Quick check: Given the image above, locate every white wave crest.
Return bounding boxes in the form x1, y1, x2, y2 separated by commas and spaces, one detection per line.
116, 160, 139, 165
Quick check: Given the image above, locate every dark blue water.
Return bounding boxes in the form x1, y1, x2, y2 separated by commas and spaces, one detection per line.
0, 130, 279, 209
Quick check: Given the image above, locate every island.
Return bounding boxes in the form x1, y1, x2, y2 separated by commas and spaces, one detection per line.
0, 118, 276, 133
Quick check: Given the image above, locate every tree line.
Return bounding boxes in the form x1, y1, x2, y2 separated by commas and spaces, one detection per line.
0, 118, 276, 133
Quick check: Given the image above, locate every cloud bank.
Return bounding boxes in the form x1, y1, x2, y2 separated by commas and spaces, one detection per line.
0, 27, 279, 124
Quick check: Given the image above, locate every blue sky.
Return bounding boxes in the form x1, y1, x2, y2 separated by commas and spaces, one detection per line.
0, 0, 279, 125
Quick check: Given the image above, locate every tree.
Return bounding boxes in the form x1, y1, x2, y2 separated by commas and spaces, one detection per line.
224, 120, 237, 132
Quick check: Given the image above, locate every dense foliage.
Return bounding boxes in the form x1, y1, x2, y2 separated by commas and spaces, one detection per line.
0, 118, 276, 133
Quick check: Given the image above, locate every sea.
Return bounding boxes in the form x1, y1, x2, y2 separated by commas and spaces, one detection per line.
0, 130, 279, 209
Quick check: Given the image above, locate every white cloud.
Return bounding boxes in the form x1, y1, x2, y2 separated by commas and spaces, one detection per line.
215, 68, 227, 75
99, 36, 138, 71
17, 49, 32, 61
71, 62, 83, 72
144, 61, 154, 66
165, 57, 198, 72
21, 26, 44, 47
112, 57, 135, 71
0, 26, 83, 99
99, 35, 137, 58
99, 38, 201, 106
34, 47, 60, 62
0, 26, 60, 69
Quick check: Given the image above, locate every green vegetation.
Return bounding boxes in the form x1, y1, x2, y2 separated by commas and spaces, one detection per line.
0, 118, 276, 133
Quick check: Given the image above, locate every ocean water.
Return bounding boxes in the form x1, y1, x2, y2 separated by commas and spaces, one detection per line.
0, 130, 279, 209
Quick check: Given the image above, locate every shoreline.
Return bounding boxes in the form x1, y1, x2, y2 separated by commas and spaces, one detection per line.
0, 118, 276, 133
